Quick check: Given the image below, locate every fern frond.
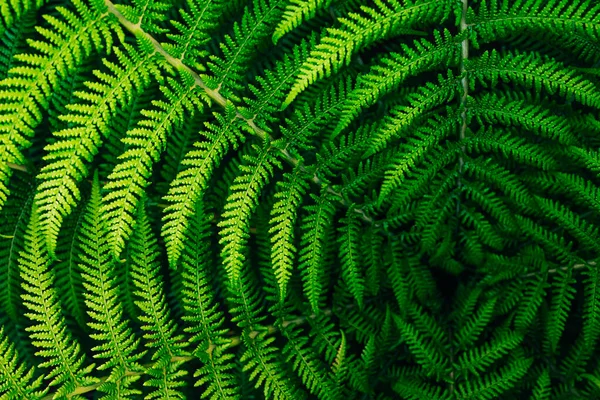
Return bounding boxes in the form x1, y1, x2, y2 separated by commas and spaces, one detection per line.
78, 172, 144, 398
162, 102, 246, 267
164, 0, 223, 66
0, 0, 43, 37
468, 50, 600, 108
0, 0, 112, 209
54, 201, 87, 329
269, 166, 310, 300
35, 43, 158, 256
393, 315, 449, 379
514, 273, 547, 331
0, 4, 36, 81
379, 113, 458, 201
179, 204, 241, 398
103, 74, 203, 257
455, 357, 533, 400
272, 0, 332, 44
279, 321, 337, 398
530, 368, 551, 400
545, 267, 577, 353
240, 331, 305, 399
456, 329, 524, 377
0, 173, 31, 321
204, 0, 284, 99
582, 263, 600, 347
218, 142, 282, 282
454, 296, 497, 349
337, 207, 365, 308
116, 0, 172, 34
334, 28, 462, 135
467, 92, 579, 145
130, 202, 190, 399
366, 74, 459, 156
284, 0, 454, 105
19, 207, 96, 397
0, 327, 46, 399
393, 376, 450, 400
473, 0, 600, 45
298, 191, 337, 312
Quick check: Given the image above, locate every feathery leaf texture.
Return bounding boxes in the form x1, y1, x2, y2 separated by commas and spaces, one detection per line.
1, 0, 600, 398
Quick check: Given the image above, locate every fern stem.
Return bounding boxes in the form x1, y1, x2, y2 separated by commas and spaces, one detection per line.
5, 162, 28, 173
102, 0, 375, 226
456, 0, 469, 209
524, 261, 594, 278
450, 0, 469, 393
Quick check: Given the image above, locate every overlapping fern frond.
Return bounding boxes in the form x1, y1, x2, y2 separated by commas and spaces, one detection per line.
1, 0, 600, 398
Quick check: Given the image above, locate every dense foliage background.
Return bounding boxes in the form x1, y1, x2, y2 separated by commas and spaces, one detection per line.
1, 0, 600, 398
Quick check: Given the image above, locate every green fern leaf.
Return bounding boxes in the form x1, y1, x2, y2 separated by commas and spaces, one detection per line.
269, 166, 310, 300
284, 0, 454, 105
218, 142, 282, 282
77, 172, 145, 398
0, 327, 46, 399
162, 102, 246, 267
35, 43, 158, 256
19, 207, 97, 397
0, 0, 112, 209
130, 201, 190, 399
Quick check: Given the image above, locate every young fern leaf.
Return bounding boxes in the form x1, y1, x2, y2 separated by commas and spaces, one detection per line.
0, 174, 32, 322
337, 207, 365, 308
162, 102, 246, 268
179, 204, 241, 398
218, 142, 282, 283
284, 0, 455, 106
0, 0, 112, 209
0, 327, 46, 399
130, 202, 190, 399
53, 200, 89, 330
269, 166, 310, 301
546, 267, 577, 354
78, 172, 145, 399
582, 263, 600, 347
272, 0, 332, 44
455, 357, 533, 400
204, 0, 284, 99
472, 0, 600, 45
334, 28, 462, 136
366, 74, 459, 157
298, 191, 337, 312
467, 50, 600, 108
164, 0, 223, 67
103, 74, 204, 257
35, 43, 159, 257
19, 207, 96, 397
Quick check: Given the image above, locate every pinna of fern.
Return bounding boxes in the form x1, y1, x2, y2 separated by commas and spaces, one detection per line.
1, 0, 600, 398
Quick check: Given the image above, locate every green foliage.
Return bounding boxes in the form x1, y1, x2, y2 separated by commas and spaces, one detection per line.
1, 0, 600, 398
